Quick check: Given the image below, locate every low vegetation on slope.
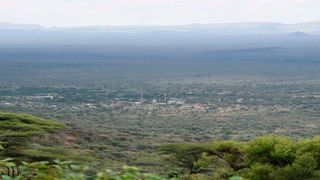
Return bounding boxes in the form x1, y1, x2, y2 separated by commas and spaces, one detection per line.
0, 112, 64, 160
2, 111, 320, 179
0, 112, 163, 179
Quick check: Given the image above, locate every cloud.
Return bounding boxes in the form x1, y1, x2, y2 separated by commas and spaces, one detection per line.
0, 0, 319, 26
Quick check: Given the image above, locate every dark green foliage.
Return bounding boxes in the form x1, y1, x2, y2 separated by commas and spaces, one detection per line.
279, 153, 318, 180
246, 136, 296, 167
21, 145, 95, 162
161, 141, 245, 177
209, 141, 246, 171
244, 164, 276, 180
0, 159, 165, 180
161, 136, 320, 180
0, 112, 164, 179
161, 144, 210, 175
0, 112, 64, 161
0, 158, 17, 177
0, 112, 64, 137
296, 136, 320, 164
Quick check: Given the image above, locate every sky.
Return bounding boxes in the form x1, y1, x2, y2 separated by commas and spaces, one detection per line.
0, 0, 320, 27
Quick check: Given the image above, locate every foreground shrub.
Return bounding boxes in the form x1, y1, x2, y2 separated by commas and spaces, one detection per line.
0, 159, 165, 180
161, 136, 320, 179
0, 112, 64, 161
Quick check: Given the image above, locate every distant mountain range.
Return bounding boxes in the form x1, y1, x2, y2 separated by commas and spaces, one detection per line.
1, 21, 320, 35
0, 22, 44, 30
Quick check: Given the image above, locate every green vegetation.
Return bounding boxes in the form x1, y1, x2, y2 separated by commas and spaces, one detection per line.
0, 112, 164, 179
161, 136, 320, 179
2, 77, 320, 173
2, 57, 320, 179
1, 28, 320, 179
0, 112, 64, 161
0, 112, 97, 164
1, 35, 320, 178
0, 159, 164, 180
2, 112, 320, 179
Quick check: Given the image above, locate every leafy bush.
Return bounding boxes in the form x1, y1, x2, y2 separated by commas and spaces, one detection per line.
246, 136, 296, 167
161, 136, 320, 179
0, 159, 165, 180
160, 143, 210, 175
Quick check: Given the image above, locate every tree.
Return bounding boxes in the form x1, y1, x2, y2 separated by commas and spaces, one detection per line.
161, 136, 320, 179
161, 141, 246, 178
0, 112, 64, 161
160, 143, 210, 175
246, 136, 296, 167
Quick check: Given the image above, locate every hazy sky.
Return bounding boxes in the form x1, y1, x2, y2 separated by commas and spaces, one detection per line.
1, 0, 320, 26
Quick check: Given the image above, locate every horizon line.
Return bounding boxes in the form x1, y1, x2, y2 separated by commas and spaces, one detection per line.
1, 19, 320, 29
